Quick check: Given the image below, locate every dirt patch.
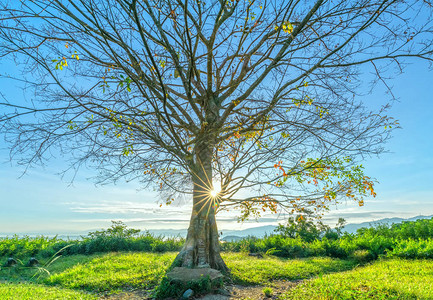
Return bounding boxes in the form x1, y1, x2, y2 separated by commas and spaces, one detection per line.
99, 280, 302, 299
196, 280, 302, 299
99, 289, 151, 300
225, 280, 301, 299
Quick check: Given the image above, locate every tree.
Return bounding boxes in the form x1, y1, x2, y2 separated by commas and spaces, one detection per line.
87, 220, 141, 239
0, 0, 432, 271
274, 212, 345, 241
274, 214, 324, 242
335, 217, 347, 237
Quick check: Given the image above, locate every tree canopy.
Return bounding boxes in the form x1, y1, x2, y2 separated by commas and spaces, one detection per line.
1, 0, 432, 270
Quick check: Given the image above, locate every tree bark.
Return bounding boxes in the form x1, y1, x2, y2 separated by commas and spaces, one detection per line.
174, 137, 229, 272
175, 204, 228, 272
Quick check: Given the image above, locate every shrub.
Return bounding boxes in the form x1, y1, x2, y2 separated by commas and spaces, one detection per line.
387, 238, 433, 259
0, 235, 60, 258
34, 223, 184, 257
321, 238, 348, 259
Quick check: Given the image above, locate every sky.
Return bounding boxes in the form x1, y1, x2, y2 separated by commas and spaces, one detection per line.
0, 18, 432, 236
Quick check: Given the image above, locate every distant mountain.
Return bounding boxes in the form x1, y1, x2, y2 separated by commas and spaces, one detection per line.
221, 235, 245, 242
222, 225, 277, 238
146, 225, 278, 239
0, 230, 90, 239
143, 228, 186, 237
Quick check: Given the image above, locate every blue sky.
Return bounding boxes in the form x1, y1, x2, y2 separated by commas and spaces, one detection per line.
1, 53, 432, 235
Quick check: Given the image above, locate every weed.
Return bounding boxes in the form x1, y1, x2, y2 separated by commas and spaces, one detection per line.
262, 286, 273, 297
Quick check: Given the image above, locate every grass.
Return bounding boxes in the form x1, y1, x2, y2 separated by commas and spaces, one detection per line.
1, 252, 356, 297
46, 252, 177, 292
223, 253, 356, 285
280, 259, 433, 299
0, 282, 97, 300
0, 254, 99, 282
2, 251, 433, 299
41, 252, 355, 291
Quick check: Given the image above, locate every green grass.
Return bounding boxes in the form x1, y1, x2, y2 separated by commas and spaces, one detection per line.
1, 252, 356, 296
223, 252, 356, 285
45, 252, 177, 292
0, 254, 99, 282
19, 252, 354, 293
0, 282, 97, 300
3, 251, 433, 299
280, 259, 433, 299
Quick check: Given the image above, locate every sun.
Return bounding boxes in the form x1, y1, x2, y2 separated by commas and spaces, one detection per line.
210, 189, 218, 198
209, 183, 222, 198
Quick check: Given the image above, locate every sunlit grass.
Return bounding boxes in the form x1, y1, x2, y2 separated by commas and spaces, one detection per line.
1, 251, 357, 295
279, 259, 433, 299
3, 251, 433, 299
45, 252, 177, 292
0, 254, 99, 282
223, 252, 356, 285
0, 282, 97, 300
44, 252, 355, 291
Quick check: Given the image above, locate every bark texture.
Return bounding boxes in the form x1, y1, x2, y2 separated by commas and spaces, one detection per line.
175, 207, 228, 272
174, 132, 228, 272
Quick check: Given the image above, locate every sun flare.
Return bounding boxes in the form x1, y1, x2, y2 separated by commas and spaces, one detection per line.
210, 189, 218, 197
210, 184, 222, 198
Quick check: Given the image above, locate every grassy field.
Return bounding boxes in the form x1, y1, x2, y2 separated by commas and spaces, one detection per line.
280, 259, 433, 299
0, 283, 98, 300
1, 252, 433, 299
0, 252, 355, 297
46, 252, 176, 292
225, 253, 355, 285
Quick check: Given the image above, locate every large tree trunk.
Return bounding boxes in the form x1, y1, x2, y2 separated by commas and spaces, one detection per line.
174, 137, 229, 272
175, 204, 228, 272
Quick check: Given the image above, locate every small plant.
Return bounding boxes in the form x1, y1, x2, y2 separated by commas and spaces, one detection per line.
33, 244, 74, 279
265, 247, 281, 256
262, 287, 273, 297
